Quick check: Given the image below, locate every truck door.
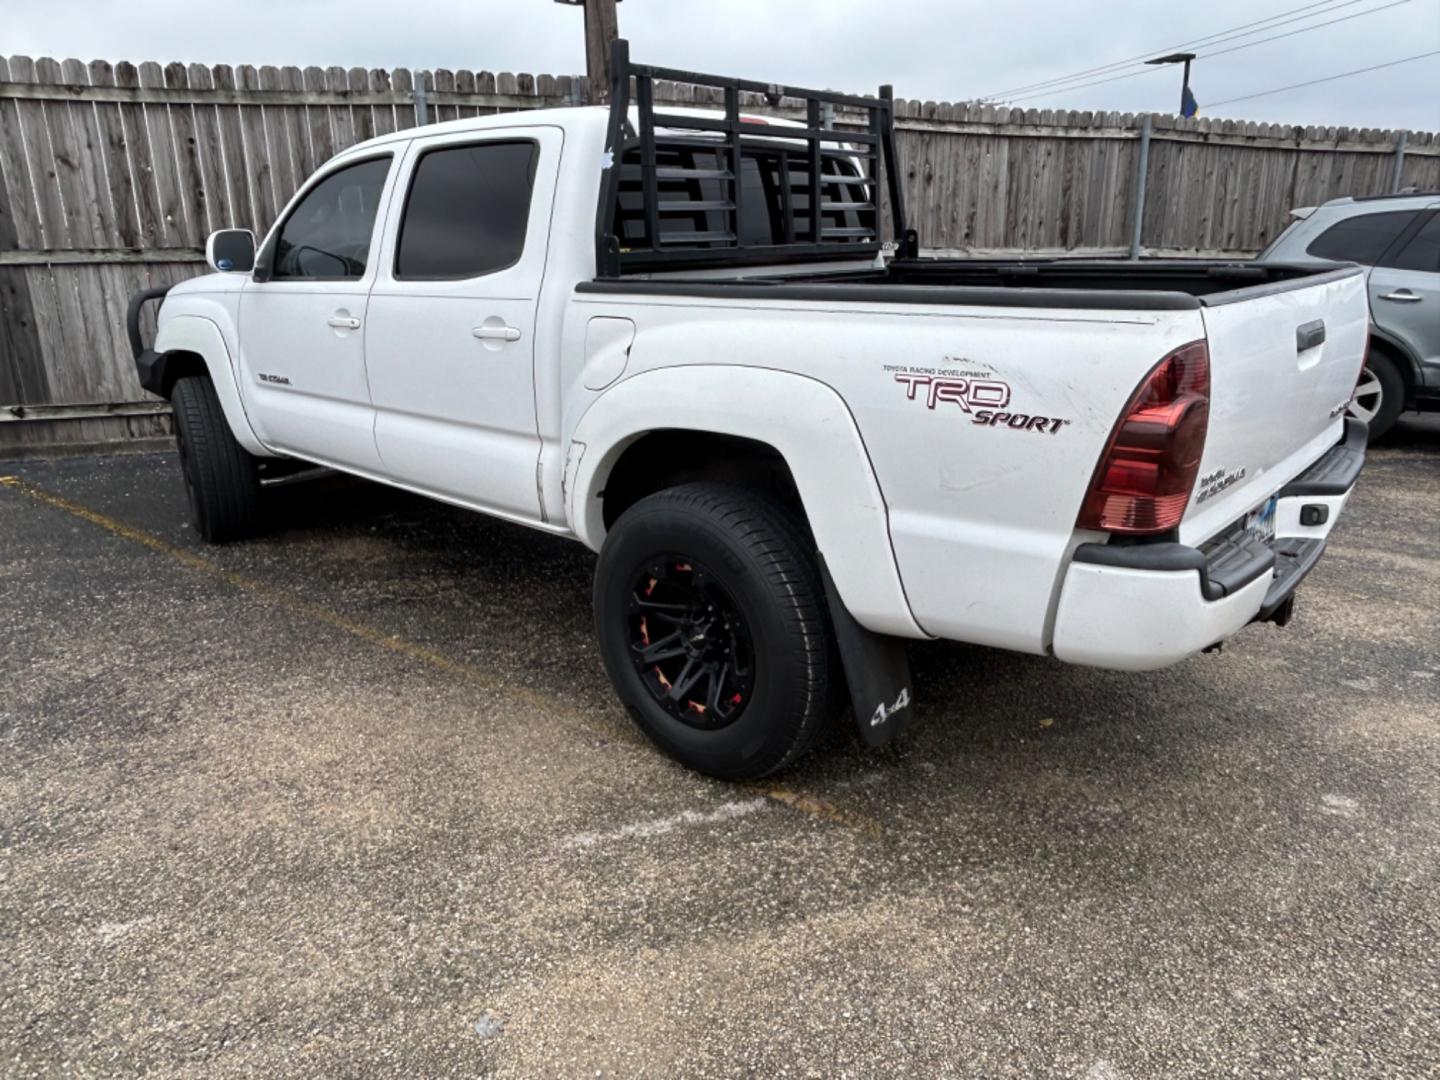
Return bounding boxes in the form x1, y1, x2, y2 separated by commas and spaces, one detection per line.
237, 154, 397, 471
364, 127, 562, 521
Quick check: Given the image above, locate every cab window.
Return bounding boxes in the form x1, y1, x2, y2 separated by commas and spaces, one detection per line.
272, 157, 392, 280
395, 141, 538, 279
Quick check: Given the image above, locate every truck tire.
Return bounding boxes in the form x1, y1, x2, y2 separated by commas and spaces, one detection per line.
594, 483, 837, 779
1349, 346, 1404, 442
171, 374, 261, 542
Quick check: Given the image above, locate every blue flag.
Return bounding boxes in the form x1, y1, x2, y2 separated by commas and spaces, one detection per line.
1181, 85, 1199, 118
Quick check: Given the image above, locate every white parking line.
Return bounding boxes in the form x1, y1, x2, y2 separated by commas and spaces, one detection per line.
1320, 793, 1361, 817
557, 798, 769, 851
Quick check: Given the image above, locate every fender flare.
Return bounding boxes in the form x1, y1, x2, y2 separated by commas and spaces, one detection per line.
154, 315, 268, 456
1367, 323, 1421, 401
569, 365, 924, 639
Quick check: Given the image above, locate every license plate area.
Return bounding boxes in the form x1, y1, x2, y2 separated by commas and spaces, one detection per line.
1245, 495, 1278, 546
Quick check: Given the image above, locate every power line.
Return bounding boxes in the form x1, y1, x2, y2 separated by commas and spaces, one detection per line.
1196, 0, 1414, 60
1204, 49, 1440, 107
979, 0, 1361, 99
997, 0, 1417, 104
981, 0, 1357, 99
998, 0, 1415, 103
996, 62, 1171, 106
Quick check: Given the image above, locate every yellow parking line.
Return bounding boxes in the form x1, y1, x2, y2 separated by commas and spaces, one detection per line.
0, 474, 603, 725
1, 474, 883, 836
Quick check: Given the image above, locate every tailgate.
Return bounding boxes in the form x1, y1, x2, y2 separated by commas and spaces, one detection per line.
1180, 267, 1367, 545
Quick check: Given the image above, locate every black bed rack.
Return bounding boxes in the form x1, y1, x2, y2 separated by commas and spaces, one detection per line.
595, 39, 915, 276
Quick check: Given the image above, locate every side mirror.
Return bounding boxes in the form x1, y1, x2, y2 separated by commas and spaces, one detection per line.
206, 229, 255, 273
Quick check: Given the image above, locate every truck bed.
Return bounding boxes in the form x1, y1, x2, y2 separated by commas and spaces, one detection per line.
580, 259, 1359, 312
571, 242, 1368, 656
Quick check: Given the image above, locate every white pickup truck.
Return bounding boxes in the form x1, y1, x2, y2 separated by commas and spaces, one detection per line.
130, 45, 1368, 778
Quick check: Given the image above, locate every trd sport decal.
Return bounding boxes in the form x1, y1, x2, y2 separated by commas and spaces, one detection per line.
888, 366, 1072, 435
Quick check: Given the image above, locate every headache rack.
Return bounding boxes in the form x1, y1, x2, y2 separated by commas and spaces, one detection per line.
596, 39, 915, 276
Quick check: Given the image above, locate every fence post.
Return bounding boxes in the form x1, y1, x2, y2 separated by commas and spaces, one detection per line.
1391, 131, 1408, 193
414, 73, 429, 126
1128, 114, 1152, 260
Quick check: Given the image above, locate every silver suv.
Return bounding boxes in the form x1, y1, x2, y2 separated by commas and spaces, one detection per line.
1258, 193, 1439, 440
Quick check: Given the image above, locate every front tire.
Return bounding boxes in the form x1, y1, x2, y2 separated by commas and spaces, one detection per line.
594, 483, 838, 779
171, 374, 261, 542
1348, 346, 1404, 442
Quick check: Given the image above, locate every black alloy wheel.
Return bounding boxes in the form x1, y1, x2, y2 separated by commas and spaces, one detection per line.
594, 482, 839, 779
626, 556, 756, 728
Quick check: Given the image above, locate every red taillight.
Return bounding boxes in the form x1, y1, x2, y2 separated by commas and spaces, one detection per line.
1077, 340, 1210, 535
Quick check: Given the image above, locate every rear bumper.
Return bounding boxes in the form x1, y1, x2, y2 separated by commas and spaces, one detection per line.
1051, 419, 1365, 671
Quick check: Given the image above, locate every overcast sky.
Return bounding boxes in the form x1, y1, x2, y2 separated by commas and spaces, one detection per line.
5, 0, 1438, 131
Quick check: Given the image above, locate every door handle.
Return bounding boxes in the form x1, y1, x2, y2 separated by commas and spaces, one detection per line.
472, 324, 522, 342
1295, 319, 1325, 351
1378, 289, 1421, 303
327, 315, 361, 329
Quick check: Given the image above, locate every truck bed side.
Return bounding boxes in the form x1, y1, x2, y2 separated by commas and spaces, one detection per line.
563, 288, 1211, 652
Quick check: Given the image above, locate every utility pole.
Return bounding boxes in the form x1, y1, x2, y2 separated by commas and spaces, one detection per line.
555, 0, 621, 104
1145, 52, 1197, 117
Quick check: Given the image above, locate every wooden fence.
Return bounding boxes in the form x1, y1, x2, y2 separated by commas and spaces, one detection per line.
1, 54, 1437, 450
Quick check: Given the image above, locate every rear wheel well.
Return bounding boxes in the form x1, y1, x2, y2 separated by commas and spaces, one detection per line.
1368, 333, 1419, 397
601, 431, 805, 532
158, 350, 209, 399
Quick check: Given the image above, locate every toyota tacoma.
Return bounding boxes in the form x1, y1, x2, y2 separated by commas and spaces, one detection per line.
129, 43, 1368, 778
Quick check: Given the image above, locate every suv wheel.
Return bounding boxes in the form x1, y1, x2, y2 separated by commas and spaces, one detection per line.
593, 483, 838, 779
1347, 347, 1404, 442
172, 374, 262, 542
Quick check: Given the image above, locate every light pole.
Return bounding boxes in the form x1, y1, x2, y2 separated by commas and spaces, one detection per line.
1145, 52, 1197, 117
554, 0, 622, 105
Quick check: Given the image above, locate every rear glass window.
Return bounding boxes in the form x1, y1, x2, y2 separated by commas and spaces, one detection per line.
1381, 213, 1440, 272
1305, 210, 1416, 264
396, 141, 538, 279
612, 143, 875, 250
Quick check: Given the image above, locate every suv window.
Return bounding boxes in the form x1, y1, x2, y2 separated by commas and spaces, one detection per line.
1305, 210, 1417, 265
395, 141, 538, 279
1381, 213, 1440, 273
272, 157, 391, 280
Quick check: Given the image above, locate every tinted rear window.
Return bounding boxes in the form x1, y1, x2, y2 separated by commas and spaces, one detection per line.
1305, 210, 1416, 264
1381, 212, 1440, 272
396, 141, 538, 279
612, 143, 875, 250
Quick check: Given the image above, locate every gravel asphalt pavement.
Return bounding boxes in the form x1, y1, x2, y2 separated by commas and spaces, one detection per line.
2, 418, 1437, 1078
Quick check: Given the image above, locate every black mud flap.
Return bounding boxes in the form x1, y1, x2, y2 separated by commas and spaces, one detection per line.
818, 556, 914, 748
